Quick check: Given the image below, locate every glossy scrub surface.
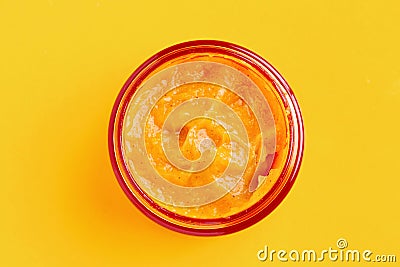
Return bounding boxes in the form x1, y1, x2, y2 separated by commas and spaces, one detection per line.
122, 60, 289, 218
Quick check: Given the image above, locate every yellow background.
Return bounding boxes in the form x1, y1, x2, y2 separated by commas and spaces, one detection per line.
1, 1, 399, 266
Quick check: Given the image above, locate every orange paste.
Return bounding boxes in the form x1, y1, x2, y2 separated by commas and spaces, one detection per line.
143, 82, 288, 218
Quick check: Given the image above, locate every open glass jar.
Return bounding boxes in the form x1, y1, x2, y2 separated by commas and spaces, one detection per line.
109, 40, 304, 236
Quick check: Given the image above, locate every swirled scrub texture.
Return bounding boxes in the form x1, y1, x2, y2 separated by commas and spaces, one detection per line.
122, 61, 289, 219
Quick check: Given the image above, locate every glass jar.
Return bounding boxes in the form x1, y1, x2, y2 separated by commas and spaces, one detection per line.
109, 40, 304, 236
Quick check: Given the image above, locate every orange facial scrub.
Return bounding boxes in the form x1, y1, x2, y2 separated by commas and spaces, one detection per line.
121, 61, 289, 219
